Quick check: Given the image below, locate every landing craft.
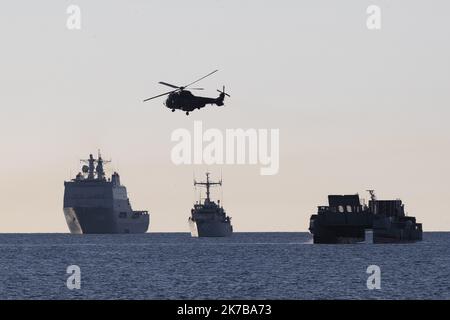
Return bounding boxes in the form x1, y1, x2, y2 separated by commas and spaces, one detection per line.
143, 70, 230, 115
308, 190, 423, 244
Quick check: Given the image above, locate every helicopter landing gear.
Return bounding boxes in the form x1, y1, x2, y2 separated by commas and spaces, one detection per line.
186, 112, 190, 116
172, 109, 175, 112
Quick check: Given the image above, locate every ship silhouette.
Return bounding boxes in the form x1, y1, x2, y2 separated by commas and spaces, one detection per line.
309, 190, 422, 244
63, 152, 149, 234
188, 173, 233, 237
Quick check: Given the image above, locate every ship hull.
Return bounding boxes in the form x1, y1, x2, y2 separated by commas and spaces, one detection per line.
372, 217, 422, 243
311, 225, 366, 244
373, 229, 422, 243
64, 207, 149, 234
189, 218, 233, 237
309, 220, 423, 244
311, 226, 423, 244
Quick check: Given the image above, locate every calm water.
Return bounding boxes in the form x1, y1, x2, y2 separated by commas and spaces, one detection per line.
0, 232, 449, 299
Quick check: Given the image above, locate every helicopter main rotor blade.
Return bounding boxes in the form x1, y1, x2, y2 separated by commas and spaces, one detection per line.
185, 69, 219, 88
143, 89, 177, 102
158, 81, 180, 89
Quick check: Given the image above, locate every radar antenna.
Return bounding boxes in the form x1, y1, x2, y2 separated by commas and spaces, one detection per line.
366, 189, 377, 201
194, 172, 222, 203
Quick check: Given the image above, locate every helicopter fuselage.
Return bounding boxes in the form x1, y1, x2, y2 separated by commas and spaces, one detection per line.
165, 90, 224, 112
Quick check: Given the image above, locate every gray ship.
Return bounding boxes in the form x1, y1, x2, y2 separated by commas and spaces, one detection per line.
63, 152, 149, 234
309, 190, 422, 244
188, 173, 233, 237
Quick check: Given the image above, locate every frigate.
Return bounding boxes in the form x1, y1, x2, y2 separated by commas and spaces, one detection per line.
63, 152, 149, 234
309, 190, 422, 244
188, 173, 233, 237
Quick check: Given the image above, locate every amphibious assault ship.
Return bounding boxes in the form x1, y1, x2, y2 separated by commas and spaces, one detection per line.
309, 190, 422, 244
63, 152, 149, 234
188, 173, 233, 237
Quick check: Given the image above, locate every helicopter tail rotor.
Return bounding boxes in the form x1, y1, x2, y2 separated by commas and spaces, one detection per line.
217, 86, 230, 98
215, 86, 230, 106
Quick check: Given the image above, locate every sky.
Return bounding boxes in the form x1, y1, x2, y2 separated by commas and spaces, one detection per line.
0, 0, 449, 232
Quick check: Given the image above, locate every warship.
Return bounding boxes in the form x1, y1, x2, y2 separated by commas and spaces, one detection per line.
188, 173, 233, 237
63, 152, 149, 234
309, 190, 422, 244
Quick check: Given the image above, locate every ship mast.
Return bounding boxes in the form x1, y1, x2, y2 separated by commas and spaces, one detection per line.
366, 189, 377, 214
194, 172, 222, 203
80, 150, 111, 180
80, 154, 96, 180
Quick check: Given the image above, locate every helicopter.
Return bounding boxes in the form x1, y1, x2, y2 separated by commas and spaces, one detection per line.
143, 70, 230, 115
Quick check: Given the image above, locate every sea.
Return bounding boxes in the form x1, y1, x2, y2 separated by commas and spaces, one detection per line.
0, 232, 449, 300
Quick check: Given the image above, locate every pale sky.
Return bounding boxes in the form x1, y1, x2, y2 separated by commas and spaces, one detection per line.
0, 0, 449, 232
